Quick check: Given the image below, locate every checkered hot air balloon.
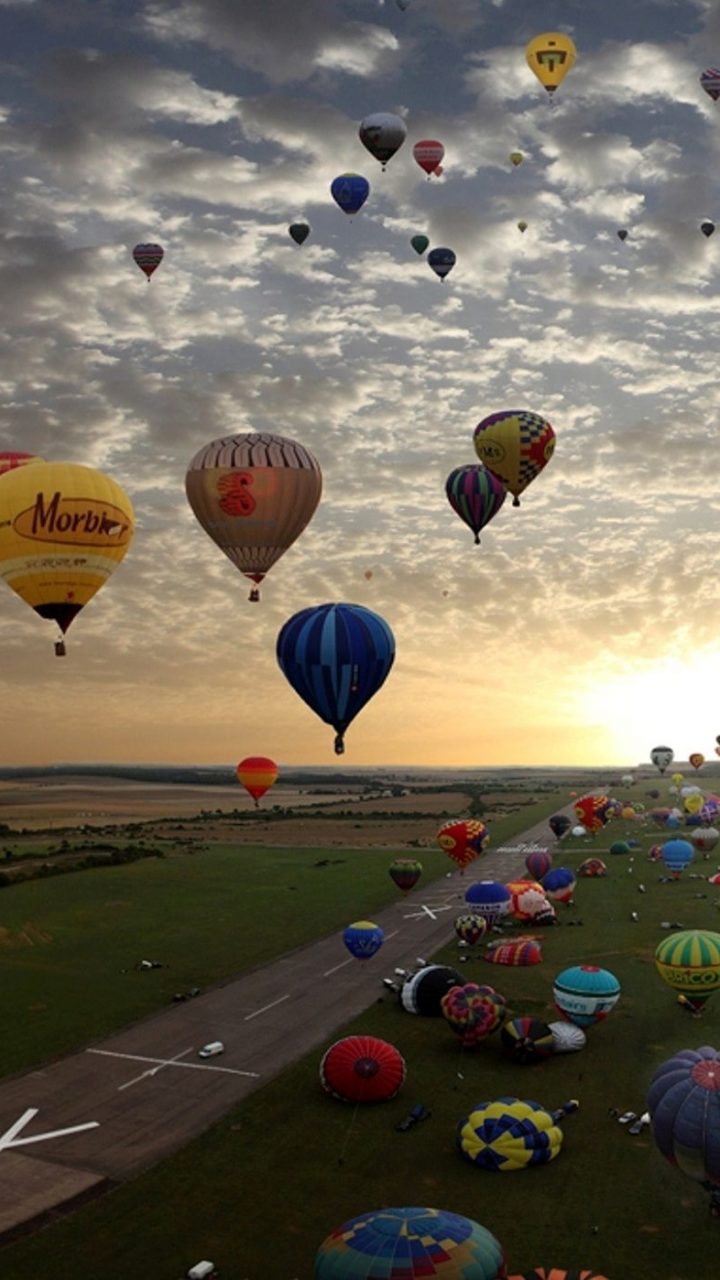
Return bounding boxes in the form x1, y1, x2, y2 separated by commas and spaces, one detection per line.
473, 410, 556, 506
437, 819, 490, 871
441, 983, 507, 1046
655, 930, 720, 1013
457, 1097, 578, 1171
314, 1207, 506, 1279
320, 1036, 405, 1103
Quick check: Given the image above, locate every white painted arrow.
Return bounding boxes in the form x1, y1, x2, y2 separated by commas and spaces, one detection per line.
0, 1108, 99, 1152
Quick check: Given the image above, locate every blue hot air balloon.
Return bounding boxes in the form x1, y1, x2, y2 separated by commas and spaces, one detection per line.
647, 1046, 720, 1212
330, 173, 370, 216
342, 920, 384, 961
661, 838, 695, 879
464, 881, 511, 928
276, 603, 395, 754
427, 247, 456, 280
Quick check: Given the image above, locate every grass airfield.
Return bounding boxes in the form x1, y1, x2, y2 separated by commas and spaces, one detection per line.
1, 779, 720, 1278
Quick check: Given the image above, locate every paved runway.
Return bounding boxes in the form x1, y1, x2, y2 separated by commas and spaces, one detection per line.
0, 806, 577, 1242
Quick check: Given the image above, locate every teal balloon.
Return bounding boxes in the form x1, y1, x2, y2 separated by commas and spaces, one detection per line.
411, 235, 429, 255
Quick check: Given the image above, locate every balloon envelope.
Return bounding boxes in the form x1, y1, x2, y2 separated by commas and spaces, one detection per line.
701, 67, 720, 100
315, 1207, 506, 1280
342, 921, 384, 961
647, 1046, 720, 1188
276, 603, 395, 754
401, 965, 464, 1016
457, 1098, 566, 1170
437, 819, 490, 870
411, 234, 429, 255
651, 745, 674, 774
132, 242, 163, 279
473, 410, 555, 505
427, 247, 456, 280
389, 858, 422, 892
701, 220, 715, 238
289, 222, 310, 245
0, 452, 43, 476
330, 173, 369, 215
413, 139, 444, 175
441, 982, 506, 1045
500, 1017, 555, 1064
525, 33, 577, 94
185, 432, 321, 601
320, 1035, 405, 1102
358, 113, 407, 167
0, 462, 134, 637
445, 464, 506, 544
236, 756, 278, 805
553, 965, 620, 1026
655, 930, 720, 1011
464, 880, 511, 927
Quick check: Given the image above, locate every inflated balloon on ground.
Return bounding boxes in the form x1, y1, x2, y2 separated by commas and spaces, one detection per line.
553, 965, 620, 1026
315, 1207, 506, 1279
320, 1036, 405, 1102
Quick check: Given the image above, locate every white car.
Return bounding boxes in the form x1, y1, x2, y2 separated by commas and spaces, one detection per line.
198, 1041, 225, 1058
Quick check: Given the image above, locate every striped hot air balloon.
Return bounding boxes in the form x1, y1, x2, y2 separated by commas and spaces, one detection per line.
553, 965, 620, 1027
132, 242, 164, 279
445, 464, 506, 544
655, 930, 720, 1012
235, 756, 278, 806
500, 1017, 555, 1064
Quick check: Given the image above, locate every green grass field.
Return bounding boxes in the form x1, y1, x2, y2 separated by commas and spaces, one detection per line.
0, 794, 561, 1077
3, 787, 720, 1278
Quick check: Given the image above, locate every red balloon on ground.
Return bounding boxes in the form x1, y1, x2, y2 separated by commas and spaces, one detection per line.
320, 1035, 406, 1102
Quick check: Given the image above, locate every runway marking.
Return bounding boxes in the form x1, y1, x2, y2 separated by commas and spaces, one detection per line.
0, 1108, 99, 1152
243, 993, 289, 1021
403, 903, 454, 921
117, 1046, 194, 1091
323, 957, 353, 977
86, 1049, 259, 1082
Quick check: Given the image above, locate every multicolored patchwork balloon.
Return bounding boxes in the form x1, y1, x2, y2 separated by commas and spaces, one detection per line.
315, 1207, 506, 1280
454, 913, 488, 946
441, 982, 507, 1046
437, 819, 490, 871
473, 410, 556, 506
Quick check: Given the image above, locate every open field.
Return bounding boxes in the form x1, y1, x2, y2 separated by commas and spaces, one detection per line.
2, 778, 720, 1277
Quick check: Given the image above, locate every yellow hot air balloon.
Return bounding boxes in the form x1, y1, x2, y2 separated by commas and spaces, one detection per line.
185, 432, 322, 602
525, 32, 577, 96
0, 462, 134, 655
509, 151, 524, 167
473, 409, 556, 506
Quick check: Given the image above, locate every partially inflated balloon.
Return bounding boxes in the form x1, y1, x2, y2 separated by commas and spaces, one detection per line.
445, 465, 506, 544
330, 173, 370, 216
315, 1207, 506, 1280
185, 433, 321, 602
410, 234, 429, 255
427, 248, 456, 280
0, 462, 134, 650
473, 410, 556, 506
413, 139, 444, 176
276, 603, 395, 755
359, 113, 407, 169
289, 223, 310, 245
236, 756, 278, 807
0, 453, 43, 476
132, 242, 163, 280
525, 33, 577, 95
701, 68, 720, 100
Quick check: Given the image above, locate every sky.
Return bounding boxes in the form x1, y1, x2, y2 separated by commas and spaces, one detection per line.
2, 0, 720, 768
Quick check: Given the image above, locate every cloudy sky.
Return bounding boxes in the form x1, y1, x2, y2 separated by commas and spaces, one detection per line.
2, 0, 720, 768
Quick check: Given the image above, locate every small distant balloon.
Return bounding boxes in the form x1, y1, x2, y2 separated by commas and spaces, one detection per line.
517, 220, 528, 233
330, 173, 370, 216
427, 248, 456, 281
701, 219, 715, 238
689, 752, 705, 770
410, 234, 430, 255
509, 151, 524, 167
413, 139, 444, 177
132, 243, 163, 280
617, 229, 628, 241
289, 223, 310, 245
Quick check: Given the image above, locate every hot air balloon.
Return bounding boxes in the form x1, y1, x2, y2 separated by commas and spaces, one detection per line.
548, 814, 571, 840
647, 1046, 720, 1213
553, 965, 620, 1027
132, 242, 163, 280
573, 794, 610, 832
464, 880, 511, 928
617, 229, 628, 241
701, 68, 720, 100
517, 220, 528, 233
500, 1017, 555, 1064
411, 234, 429, 255
0, 462, 134, 654
525, 849, 552, 880
235, 756, 278, 807
358, 113, 407, 169
701, 220, 715, 238
389, 857, 422, 892
276, 603, 395, 755
541, 867, 575, 904
445, 464, 506, 544
661, 838, 695, 879
510, 151, 524, 167
342, 921, 384, 961
473, 410, 555, 507
655, 930, 720, 1013
548, 1022, 587, 1054
651, 745, 674, 774
509, 1271, 608, 1280
427, 248, 456, 281
457, 1097, 578, 1171
320, 1035, 405, 1102
437, 819, 490, 871
672, 772, 685, 787
578, 857, 607, 877
571, 825, 587, 838
289, 222, 310, 245
185, 432, 321, 603
690, 752, 706, 769
454, 914, 488, 947
330, 173, 370, 216
485, 938, 542, 967
693, 828, 719, 854
609, 840, 630, 856
401, 965, 464, 1016
525, 33, 577, 96
506, 880, 552, 923
315, 1207, 506, 1280
441, 982, 507, 1046
0, 452, 43, 476
413, 139, 444, 177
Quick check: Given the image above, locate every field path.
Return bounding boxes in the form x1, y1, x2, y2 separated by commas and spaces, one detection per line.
0, 805, 574, 1243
